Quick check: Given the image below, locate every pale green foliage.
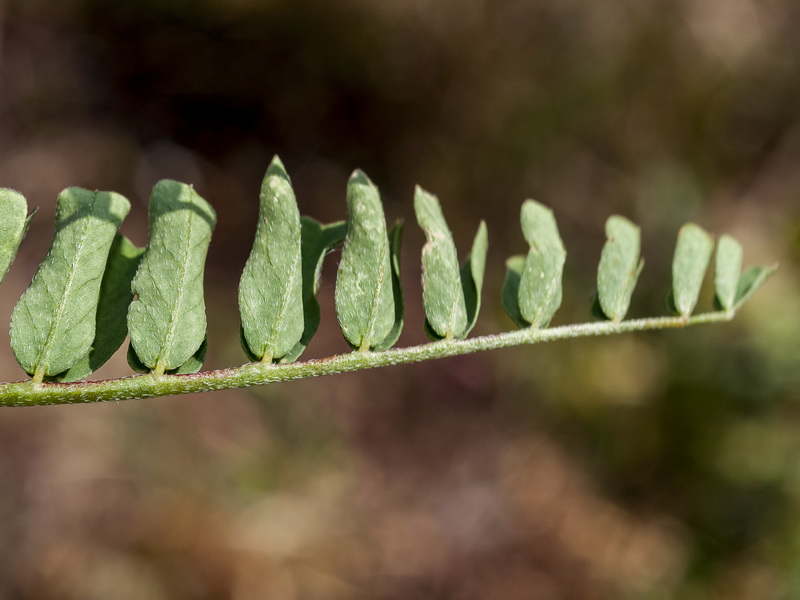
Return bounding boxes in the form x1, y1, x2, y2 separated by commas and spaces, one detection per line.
518, 200, 565, 328
460, 222, 488, 336
335, 171, 399, 351
128, 180, 216, 375
239, 156, 304, 363
416, 186, 467, 339
0, 189, 32, 284
10, 188, 130, 382
671, 223, 714, 317
715, 235, 743, 311
501, 256, 528, 329
0, 156, 776, 405
733, 265, 779, 310
278, 218, 347, 363
710, 235, 777, 313
369, 222, 405, 352
415, 187, 487, 341
597, 216, 644, 322
53, 235, 143, 382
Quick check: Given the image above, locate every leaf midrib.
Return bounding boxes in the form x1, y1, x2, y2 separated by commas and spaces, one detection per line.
155, 205, 195, 374
363, 232, 389, 350
523, 248, 561, 325
33, 194, 96, 381
420, 218, 463, 339
263, 234, 301, 361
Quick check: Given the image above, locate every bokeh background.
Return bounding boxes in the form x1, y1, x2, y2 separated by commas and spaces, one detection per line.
1, 0, 799, 598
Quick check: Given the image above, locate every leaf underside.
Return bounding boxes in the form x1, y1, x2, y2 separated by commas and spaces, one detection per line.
670, 223, 714, 317
416, 187, 488, 341
371, 221, 404, 351
239, 156, 304, 363
501, 255, 529, 329
50, 234, 144, 382
0, 188, 32, 285
0, 156, 777, 392
127, 336, 208, 375
335, 170, 399, 351
518, 200, 565, 328
415, 187, 468, 340
280, 217, 347, 363
10, 188, 130, 380
596, 215, 644, 322
714, 234, 743, 311
733, 264, 778, 310
461, 221, 488, 336
128, 180, 216, 375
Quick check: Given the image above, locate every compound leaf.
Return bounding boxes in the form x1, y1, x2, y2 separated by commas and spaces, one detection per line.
335, 170, 397, 351
280, 217, 347, 363
10, 188, 130, 381
596, 215, 643, 322
52, 235, 143, 382
671, 223, 714, 317
714, 234, 743, 311
415, 187, 467, 340
0, 189, 33, 285
239, 156, 304, 363
518, 200, 565, 328
128, 180, 216, 375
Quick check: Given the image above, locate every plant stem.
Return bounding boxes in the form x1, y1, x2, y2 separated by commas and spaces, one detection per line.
0, 311, 732, 407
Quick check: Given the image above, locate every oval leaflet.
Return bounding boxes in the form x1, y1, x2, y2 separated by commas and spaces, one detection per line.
128, 180, 216, 375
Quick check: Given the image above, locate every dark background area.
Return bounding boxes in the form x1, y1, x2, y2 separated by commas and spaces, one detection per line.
1, 0, 799, 598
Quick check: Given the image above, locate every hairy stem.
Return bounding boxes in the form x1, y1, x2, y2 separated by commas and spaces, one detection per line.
0, 311, 732, 407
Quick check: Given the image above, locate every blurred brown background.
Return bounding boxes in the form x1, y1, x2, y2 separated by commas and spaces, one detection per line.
1, 0, 799, 598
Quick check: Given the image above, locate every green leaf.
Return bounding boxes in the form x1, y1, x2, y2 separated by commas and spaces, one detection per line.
335, 170, 397, 351
280, 218, 347, 363
501, 255, 528, 329
671, 223, 714, 317
415, 187, 467, 340
239, 156, 304, 363
10, 188, 130, 381
733, 264, 778, 310
51, 235, 144, 382
460, 221, 488, 337
0, 189, 33, 285
596, 215, 644, 322
371, 221, 404, 351
128, 180, 216, 375
714, 234, 743, 311
518, 200, 566, 328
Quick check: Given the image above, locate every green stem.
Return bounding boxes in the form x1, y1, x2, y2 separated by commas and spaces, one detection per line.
0, 311, 732, 407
